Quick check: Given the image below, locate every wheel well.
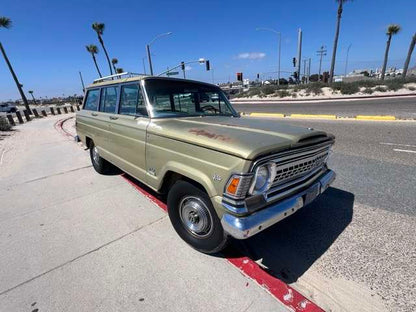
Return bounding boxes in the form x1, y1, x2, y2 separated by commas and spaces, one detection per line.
160, 171, 206, 195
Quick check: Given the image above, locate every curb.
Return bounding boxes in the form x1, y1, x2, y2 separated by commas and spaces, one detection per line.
242, 112, 410, 121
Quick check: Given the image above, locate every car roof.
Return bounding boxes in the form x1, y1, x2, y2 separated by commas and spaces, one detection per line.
86, 75, 218, 90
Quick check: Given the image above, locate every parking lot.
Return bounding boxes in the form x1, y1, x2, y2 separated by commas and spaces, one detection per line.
0, 115, 415, 311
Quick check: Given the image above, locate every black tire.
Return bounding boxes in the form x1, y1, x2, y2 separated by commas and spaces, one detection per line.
167, 181, 229, 254
89, 141, 112, 174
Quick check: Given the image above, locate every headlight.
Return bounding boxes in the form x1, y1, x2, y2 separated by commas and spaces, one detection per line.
249, 162, 276, 195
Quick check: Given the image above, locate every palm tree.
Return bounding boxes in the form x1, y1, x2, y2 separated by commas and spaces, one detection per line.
28, 90, 37, 105
86, 44, 102, 77
381, 24, 401, 80
116, 68, 124, 74
402, 33, 416, 79
329, 0, 352, 83
111, 58, 118, 75
92, 22, 113, 75
0, 16, 31, 113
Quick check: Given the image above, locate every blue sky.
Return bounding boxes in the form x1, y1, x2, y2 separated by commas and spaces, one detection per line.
1, 0, 415, 100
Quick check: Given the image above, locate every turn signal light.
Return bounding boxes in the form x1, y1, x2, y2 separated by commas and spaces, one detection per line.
227, 177, 240, 195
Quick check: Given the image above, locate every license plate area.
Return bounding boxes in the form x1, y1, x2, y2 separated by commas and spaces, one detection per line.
304, 183, 320, 205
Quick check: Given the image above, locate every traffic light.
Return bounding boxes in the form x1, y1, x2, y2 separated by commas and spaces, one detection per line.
293, 72, 298, 80
257, 73, 260, 79
205, 60, 210, 71
292, 57, 296, 67
236, 72, 243, 82
180, 62, 185, 71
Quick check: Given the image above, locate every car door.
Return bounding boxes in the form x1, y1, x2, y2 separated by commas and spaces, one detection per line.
106, 82, 149, 182
77, 88, 104, 147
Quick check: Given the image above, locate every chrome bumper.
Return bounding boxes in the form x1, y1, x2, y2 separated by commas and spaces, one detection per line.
221, 170, 336, 239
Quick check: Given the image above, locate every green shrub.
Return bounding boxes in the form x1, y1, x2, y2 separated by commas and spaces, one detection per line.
262, 85, 275, 95
306, 82, 324, 95
374, 86, 387, 92
0, 116, 12, 131
277, 90, 290, 98
384, 80, 404, 91
407, 86, 416, 91
363, 88, 374, 94
291, 93, 297, 98
331, 83, 359, 94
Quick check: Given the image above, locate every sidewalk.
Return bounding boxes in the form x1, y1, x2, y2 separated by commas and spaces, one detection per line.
0, 115, 289, 312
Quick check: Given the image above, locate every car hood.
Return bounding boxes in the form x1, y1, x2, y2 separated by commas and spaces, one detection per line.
148, 116, 332, 160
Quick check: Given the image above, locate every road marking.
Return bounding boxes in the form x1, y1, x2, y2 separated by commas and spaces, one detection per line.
355, 115, 396, 121
393, 148, 416, 154
380, 142, 416, 148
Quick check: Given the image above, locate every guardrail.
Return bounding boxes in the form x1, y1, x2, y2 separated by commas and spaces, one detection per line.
2, 104, 80, 127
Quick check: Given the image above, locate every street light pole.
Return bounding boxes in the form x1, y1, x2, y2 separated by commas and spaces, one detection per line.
146, 32, 172, 76
345, 44, 352, 77
256, 27, 281, 86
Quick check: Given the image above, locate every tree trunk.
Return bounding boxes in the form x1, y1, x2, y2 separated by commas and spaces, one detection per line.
92, 54, 102, 77
329, 2, 343, 83
402, 33, 416, 79
112, 64, 117, 75
98, 34, 113, 75
0, 42, 31, 114
381, 35, 392, 80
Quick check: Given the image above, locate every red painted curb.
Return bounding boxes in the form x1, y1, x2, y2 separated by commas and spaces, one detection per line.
54, 117, 75, 139
56, 118, 325, 312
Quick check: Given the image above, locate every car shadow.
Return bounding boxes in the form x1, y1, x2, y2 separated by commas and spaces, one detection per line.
222, 187, 354, 284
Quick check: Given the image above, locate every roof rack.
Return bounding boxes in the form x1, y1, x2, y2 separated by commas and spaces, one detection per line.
93, 72, 147, 83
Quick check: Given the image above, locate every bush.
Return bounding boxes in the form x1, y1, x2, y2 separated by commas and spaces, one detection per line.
374, 86, 387, 92
363, 88, 374, 94
0, 116, 12, 131
331, 82, 359, 94
276, 90, 290, 98
407, 86, 416, 91
384, 80, 404, 91
262, 85, 276, 95
306, 82, 324, 95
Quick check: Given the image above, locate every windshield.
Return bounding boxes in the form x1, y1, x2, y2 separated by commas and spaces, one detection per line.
144, 79, 238, 118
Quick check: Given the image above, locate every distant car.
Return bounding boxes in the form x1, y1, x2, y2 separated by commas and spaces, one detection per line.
0, 103, 17, 113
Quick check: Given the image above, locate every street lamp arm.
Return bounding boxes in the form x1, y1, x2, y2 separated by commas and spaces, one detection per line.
256, 27, 280, 35
148, 32, 173, 46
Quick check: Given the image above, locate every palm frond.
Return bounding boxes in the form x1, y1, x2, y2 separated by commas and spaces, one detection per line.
92, 22, 105, 35
86, 44, 98, 54
387, 24, 401, 35
111, 58, 118, 65
0, 16, 12, 29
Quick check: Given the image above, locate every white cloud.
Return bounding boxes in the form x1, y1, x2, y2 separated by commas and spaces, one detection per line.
237, 52, 266, 60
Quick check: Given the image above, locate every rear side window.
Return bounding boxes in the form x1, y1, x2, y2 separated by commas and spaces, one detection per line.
99, 86, 118, 113
83, 89, 100, 111
119, 84, 148, 116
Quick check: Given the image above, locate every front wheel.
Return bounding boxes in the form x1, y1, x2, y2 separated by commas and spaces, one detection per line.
167, 181, 229, 254
89, 141, 112, 174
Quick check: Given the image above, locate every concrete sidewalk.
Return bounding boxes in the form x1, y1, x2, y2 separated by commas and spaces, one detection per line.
0, 115, 288, 312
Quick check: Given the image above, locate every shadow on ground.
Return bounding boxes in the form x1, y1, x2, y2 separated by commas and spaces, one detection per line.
224, 187, 354, 283
121, 173, 354, 284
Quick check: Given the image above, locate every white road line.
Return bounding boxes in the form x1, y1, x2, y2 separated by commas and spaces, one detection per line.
380, 142, 416, 148
393, 148, 416, 154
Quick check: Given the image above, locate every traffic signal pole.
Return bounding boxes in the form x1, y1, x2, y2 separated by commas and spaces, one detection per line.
296, 28, 302, 84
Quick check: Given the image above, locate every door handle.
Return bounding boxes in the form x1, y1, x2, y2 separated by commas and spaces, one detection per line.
109, 116, 118, 120
91, 112, 98, 116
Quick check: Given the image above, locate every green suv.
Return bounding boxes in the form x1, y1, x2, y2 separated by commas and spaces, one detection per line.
76, 73, 335, 254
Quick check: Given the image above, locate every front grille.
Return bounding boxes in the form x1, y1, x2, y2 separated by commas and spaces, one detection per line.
256, 142, 332, 203
273, 150, 328, 186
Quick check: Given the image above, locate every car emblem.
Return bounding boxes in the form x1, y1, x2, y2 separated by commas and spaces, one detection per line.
213, 174, 222, 181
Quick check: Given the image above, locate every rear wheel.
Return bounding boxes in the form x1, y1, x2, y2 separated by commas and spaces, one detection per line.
89, 141, 112, 174
167, 181, 229, 254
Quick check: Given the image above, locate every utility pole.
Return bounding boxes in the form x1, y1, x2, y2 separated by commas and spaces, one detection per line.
78, 71, 85, 93
345, 44, 352, 77
316, 45, 327, 81
303, 59, 307, 83
296, 28, 302, 84
308, 58, 311, 83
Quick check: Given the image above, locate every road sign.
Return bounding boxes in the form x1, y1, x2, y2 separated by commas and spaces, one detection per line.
166, 71, 179, 76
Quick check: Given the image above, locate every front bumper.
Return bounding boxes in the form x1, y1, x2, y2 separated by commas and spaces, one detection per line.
221, 169, 335, 239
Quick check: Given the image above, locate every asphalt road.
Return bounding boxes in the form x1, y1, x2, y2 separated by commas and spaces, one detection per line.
236, 117, 416, 311
232, 96, 416, 118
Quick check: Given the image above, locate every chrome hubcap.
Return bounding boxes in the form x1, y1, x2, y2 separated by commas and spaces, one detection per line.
179, 196, 213, 238
92, 146, 100, 165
